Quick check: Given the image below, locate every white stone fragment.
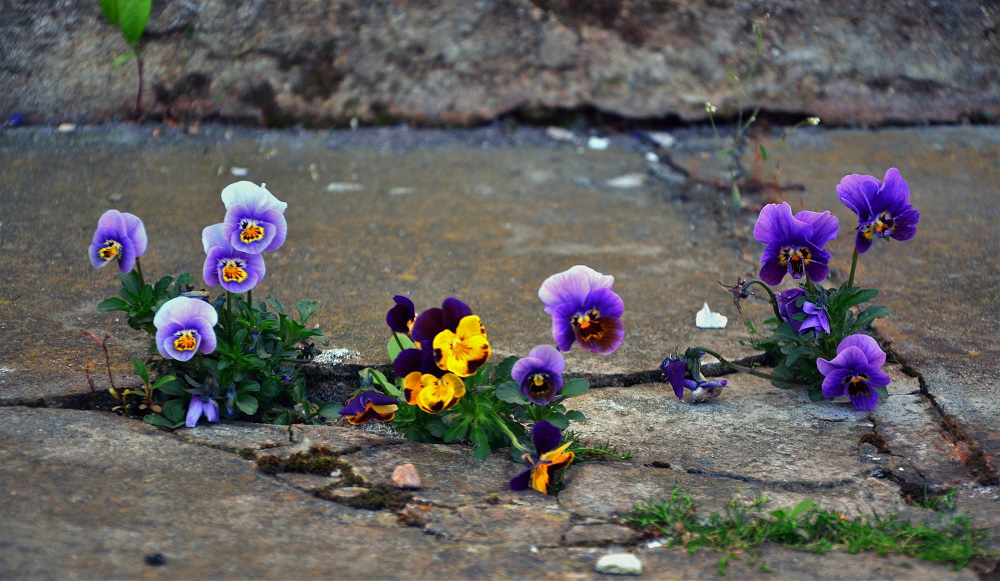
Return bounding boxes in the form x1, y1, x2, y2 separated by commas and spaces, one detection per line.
695, 302, 727, 329
313, 348, 360, 365
605, 173, 645, 189
230, 167, 249, 177
645, 152, 660, 163
595, 553, 642, 575
587, 136, 610, 150
325, 182, 364, 192
389, 187, 414, 196
646, 131, 676, 148
545, 126, 576, 143
57, 123, 76, 132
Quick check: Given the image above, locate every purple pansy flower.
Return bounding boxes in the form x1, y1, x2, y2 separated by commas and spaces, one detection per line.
538, 265, 624, 355
386, 295, 416, 334
511, 345, 566, 406
221, 181, 288, 254
88, 209, 148, 273
410, 297, 472, 345
202, 223, 266, 293
753, 203, 839, 285
153, 296, 218, 362
339, 390, 398, 425
393, 347, 445, 379
817, 334, 891, 411
837, 168, 919, 254
776, 288, 831, 335
660, 356, 727, 403
509, 420, 574, 495
186, 394, 220, 428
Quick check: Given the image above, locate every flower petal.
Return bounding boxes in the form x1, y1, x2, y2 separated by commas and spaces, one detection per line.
411, 307, 444, 345
221, 181, 288, 214
526, 345, 566, 375
538, 265, 614, 310
509, 469, 532, 491
848, 386, 879, 411
530, 420, 562, 456
205, 398, 220, 422
441, 298, 473, 331
836, 334, 886, 367
202, 223, 228, 254
837, 174, 879, 220
821, 367, 852, 398
795, 210, 839, 247
186, 397, 205, 428
122, 212, 147, 257
511, 356, 543, 384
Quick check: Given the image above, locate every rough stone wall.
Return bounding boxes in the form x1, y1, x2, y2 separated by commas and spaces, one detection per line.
1, 0, 997, 125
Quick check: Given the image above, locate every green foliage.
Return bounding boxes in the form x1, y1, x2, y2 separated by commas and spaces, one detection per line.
626, 486, 991, 573
99, 271, 193, 334
99, 0, 151, 47
564, 430, 633, 462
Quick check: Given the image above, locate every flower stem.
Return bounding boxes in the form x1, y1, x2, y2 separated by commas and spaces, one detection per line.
134, 257, 145, 286
225, 291, 234, 340
493, 412, 530, 454
691, 346, 811, 386
392, 332, 406, 355
246, 289, 252, 308
744, 280, 782, 321
847, 248, 859, 289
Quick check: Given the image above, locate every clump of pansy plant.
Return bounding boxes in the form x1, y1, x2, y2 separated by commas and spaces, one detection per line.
90, 181, 331, 426
674, 169, 918, 410
348, 265, 620, 479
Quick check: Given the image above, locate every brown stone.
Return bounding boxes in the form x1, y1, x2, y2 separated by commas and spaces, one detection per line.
391, 463, 423, 489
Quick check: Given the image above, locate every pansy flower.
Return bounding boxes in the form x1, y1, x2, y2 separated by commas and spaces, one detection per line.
837, 168, 919, 254
221, 181, 288, 254
186, 394, 220, 427
753, 203, 839, 285
202, 223, 266, 293
776, 288, 831, 335
403, 372, 466, 414
509, 420, 574, 494
660, 356, 727, 403
511, 345, 565, 406
411, 298, 491, 377
386, 295, 416, 335
153, 296, 218, 361
88, 210, 147, 273
817, 334, 890, 411
339, 390, 399, 425
538, 265, 624, 355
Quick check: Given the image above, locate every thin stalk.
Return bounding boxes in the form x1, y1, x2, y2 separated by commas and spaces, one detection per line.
392, 332, 406, 355
101, 334, 117, 393
493, 412, 530, 454
246, 289, 252, 308
692, 346, 811, 386
847, 248, 859, 289
225, 291, 234, 340
134, 51, 144, 121
134, 257, 145, 286
744, 280, 783, 321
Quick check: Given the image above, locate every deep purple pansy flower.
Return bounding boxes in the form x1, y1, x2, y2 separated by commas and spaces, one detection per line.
339, 390, 398, 425
660, 356, 727, 403
538, 265, 624, 355
753, 203, 839, 285
386, 295, 416, 334
221, 181, 288, 254
837, 168, 919, 254
201, 223, 266, 293
509, 420, 574, 495
88, 209, 147, 273
393, 347, 445, 379
776, 288, 831, 335
153, 296, 218, 362
511, 345, 566, 406
817, 334, 891, 411
410, 297, 472, 345
186, 394, 220, 428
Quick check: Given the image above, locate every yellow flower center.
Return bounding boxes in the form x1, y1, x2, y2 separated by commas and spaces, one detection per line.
239, 220, 265, 244
432, 315, 491, 377
98, 240, 121, 262
570, 308, 605, 341
779, 246, 811, 276
861, 212, 894, 240
221, 260, 248, 283
173, 330, 198, 352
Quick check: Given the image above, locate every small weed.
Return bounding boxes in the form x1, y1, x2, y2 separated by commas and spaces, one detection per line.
625, 485, 991, 574
565, 430, 633, 462
911, 488, 958, 512
317, 484, 412, 511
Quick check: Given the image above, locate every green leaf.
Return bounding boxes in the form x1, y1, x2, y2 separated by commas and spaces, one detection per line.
112, 52, 136, 67
546, 412, 570, 430
724, 65, 740, 82
174, 272, 193, 289
118, 0, 151, 45
143, 414, 178, 428
789, 499, 816, 519
468, 362, 494, 388
494, 381, 529, 404
150, 375, 176, 389
153, 275, 173, 298
237, 380, 261, 394
759, 144, 767, 162
425, 416, 447, 438
261, 378, 280, 398
387, 332, 415, 361
97, 297, 130, 312
266, 296, 285, 315
140, 284, 153, 305
444, 420, 470, 443
235, 394, 258, 416
296, 300, 319, 324
157, 378, 188, 396
808, 387, 825, 402
130, 356, 149, 383
565, 410, 587, 424
840, 288, 880, 309
99, 0, 119, 25
560, 378, 590, 398
494, 355, 519, 383
872, 385, 889, 401
318, 402, 343, 419
853, 306, 890, 328
162, 398, 186, 424
119, 269, 143, 298
470, 427, 490, 462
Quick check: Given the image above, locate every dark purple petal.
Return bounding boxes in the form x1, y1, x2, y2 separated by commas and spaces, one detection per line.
411, 308, 444, 344
889, 207, 919, 241
877, 168, 911, 212
551, 303, 577, 352
866, 367, 892, 387
820, 368, 852, 398
836, 334, 886, 367
511, 356, 542, 384
802, 246, 831, 283
837, 174, 880, 221
827, 345, 872, 371
758, 254, 788, 286
341, 390, 396, 417
509, 469, 532, 491
520, 372, 563, 406
577, 316, 624, 355
661, 359, 686, 400
586, 287, 625, 319
530, 420, 562, 455
753, 203, 802, 246
795, 210, 839, 247
386, 295, 416, 333
848, 386, 879, 411
855, 229, 874, 254
186, 396, 205, 428
538, 265, 615, 311
440, 298, 472, 331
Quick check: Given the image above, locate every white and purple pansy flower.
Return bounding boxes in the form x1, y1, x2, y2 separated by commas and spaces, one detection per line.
753, 202, 839, 286
817, 334, 891, 411
88, 209, 147, 273
221, 181, 288, 254
153, 296, 218, 362
538, 265, 624, 355
186, 394, 220, 428
837, 168, 920, 254
202, 223, 266, 293
777, 288, 831, 335
511, 345, 566, 406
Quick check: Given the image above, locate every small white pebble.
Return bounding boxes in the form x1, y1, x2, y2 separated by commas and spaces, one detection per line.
230, 167, 249, 177
596, 553, 642, 576
646, 540, 663, 549
645, 152, 659, 163
57, 123, 76, 132
587, 136, 610, 150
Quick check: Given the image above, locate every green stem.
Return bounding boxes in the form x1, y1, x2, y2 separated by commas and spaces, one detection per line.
493, 412, 530, 454
246, 289, 252, 308
691, 346, 811, 386
134, 257, 145, 286
392, 332, 406, 355
743, 280, 782, 321
225, 291, 234, 340
847, 248, 859, 289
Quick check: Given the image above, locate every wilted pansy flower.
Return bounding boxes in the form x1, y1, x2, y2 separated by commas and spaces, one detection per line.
202, 223, 266, 293
153, 296, 218, 361
817, 334, 890, 411
753, 202, 839, 285
538, 265, 624, 355
386, 295, 416, 335
509, 420, 574, 495
403, 372, 466, 414
88, 210, 147, 273
511, 345, 565, 406
776, 288, 831, 335
221, 181, 288, 254
339, 390, 398, 425
660, 356, 727, 403
411, 298, 491, 377
186, 394, 220, 428
837, 168, 919, 254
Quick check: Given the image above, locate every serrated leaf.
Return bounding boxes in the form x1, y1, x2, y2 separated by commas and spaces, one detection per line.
318, 402, 343, 419
266, 296, 285, 315
97, 297, 130, 312
494, 381, 528, 404
235, 394, 258, 416
118, 0, 151, 45
560, 378, 590, 398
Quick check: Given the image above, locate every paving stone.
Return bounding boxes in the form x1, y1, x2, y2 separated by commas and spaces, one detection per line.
174, 421, 291, 452
421, 504, 571, 547
287, 423, 404, 455
564, 523, 642, 546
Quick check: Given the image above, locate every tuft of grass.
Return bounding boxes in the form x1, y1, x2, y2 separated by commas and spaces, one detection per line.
911, 488, 958, 512
625, 485, 991, 574
565, 430, 633, 462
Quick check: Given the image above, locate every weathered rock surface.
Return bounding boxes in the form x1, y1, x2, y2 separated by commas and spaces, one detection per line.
1, 1, 997, 126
